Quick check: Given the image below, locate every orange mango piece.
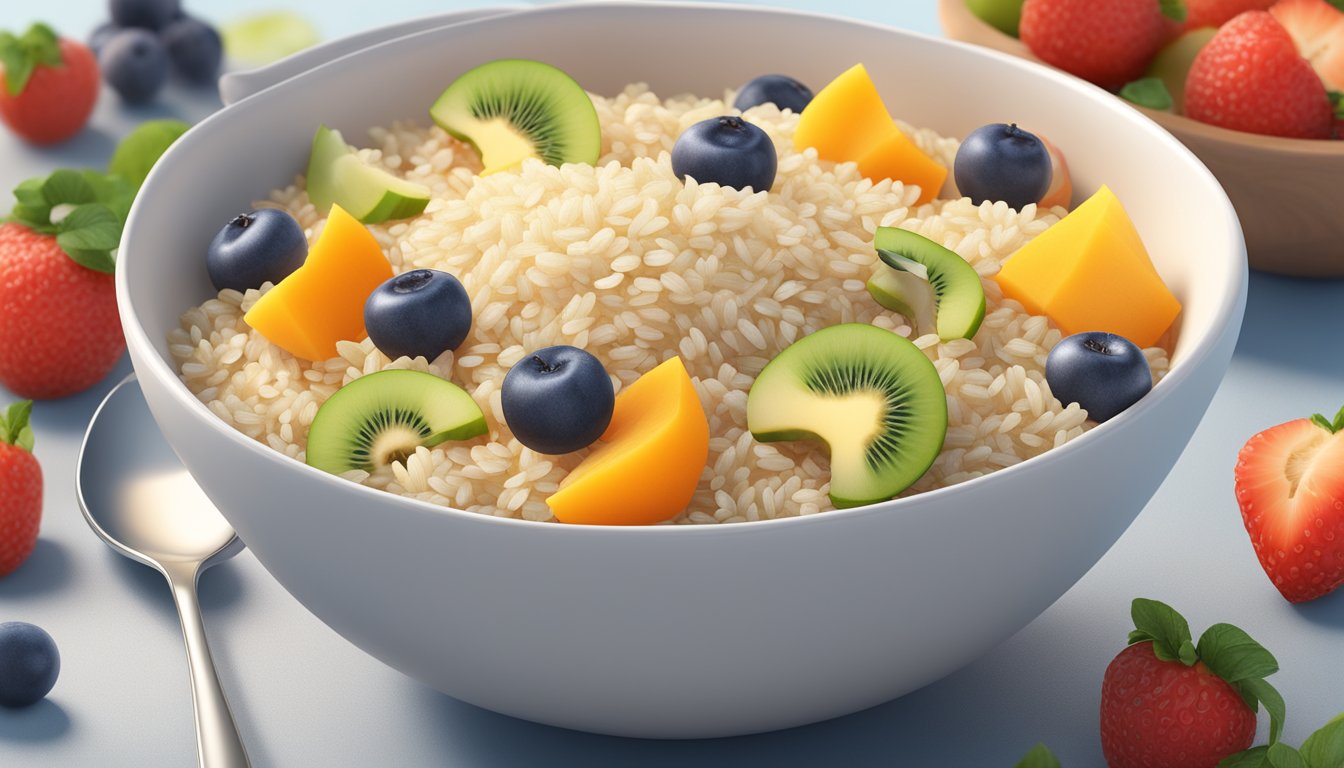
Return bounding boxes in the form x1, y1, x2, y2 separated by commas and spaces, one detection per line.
793, 63, 947, 205
994, 185, 1180, 349
547, 356, 709, 525
243, 204, 393, 361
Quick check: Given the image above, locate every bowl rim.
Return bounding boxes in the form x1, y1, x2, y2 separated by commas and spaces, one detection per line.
119, 0, 1249, 535
937, 0, 1344, 155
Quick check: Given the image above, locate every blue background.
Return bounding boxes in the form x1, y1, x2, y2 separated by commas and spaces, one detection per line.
2, 2, 1342, 766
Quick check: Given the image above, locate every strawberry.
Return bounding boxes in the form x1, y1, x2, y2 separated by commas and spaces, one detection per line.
1100, 599, 1283, 768
1234, 406, 1344, 603
1019, 0, 1186, 90
1271, 0, 1344, 90
0, 401, 41, 577
0, 24, 98, 146
1184, 11, 1334, 137
1182, 0, 1276, 31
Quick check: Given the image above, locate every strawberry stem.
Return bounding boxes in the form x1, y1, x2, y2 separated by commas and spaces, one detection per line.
0, 23, 62, 97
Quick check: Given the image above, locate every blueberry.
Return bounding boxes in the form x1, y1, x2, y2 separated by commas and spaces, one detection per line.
99, 29, 170, 104
1046, 332, 1152, 423
206, 209, 308, 292
364, 269, 473, 361
671, 116, 777, 192
733, 74, 814, 113
502, 346, 614, 455
0, 622, 59, 708
89, 22, 120, 58
953, 123, 1052, 210
161, 17, 222, 85
110, 0, 181, 31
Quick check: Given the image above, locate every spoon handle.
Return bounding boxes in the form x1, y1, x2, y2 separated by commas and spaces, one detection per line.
164, 562, 252, 768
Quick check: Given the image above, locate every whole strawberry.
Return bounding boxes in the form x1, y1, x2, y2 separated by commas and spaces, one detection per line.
1184, 11, 1334, 138
1235, 405, 1344, 602
1100, 599, 1283, 768
0, 401, 41, 577
1020, 0, 1186, 90
0, 23, 99, 145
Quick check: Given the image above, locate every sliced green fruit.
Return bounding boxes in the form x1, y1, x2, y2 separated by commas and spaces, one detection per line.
1146, 27, 1216, 114
747, 323, 947, 508
874, 226, 985, 341
965, 0, 1026, 37
306, 124, 431, 224
306, 369, 487, 474
221, 11, 321, 67
430, 59, 601, 175
108, 119, 190, 189
866, 268, 935, 335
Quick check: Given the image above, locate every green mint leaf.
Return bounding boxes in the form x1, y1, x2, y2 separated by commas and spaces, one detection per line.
42, 169, 98, 207
1197, 623, 1279, 683
1159, 0, 1187, 22
1236, 678, 1286, 745
0, 400, 34, 449
108, 119, 190, 189
1013, 743, 1061, 768
1130, 598, 1195, 664
1266, 743, 1307, 768
1120, 78, 1174, 111
1219, 746, 1271, 768
1300, 714, 1344, 768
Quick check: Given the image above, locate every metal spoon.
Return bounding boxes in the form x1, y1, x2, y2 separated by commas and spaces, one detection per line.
77, 375, 251, 768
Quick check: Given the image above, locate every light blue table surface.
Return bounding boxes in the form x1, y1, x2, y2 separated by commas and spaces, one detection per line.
2, 2, 1342, 766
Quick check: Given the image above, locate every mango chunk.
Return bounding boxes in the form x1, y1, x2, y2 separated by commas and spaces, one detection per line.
547, 356, 709, 525
243, 204, 394, 361
794, 63, 947, 205
994, 185, 1180, 348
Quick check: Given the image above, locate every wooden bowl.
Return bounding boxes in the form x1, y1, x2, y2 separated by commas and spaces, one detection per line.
940, 0, 1344, 277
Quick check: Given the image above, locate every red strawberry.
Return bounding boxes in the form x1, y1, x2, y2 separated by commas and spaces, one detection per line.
1099, 599, 1282, 768
1182, 0, 1276, 31
1271, 0, 1344, 90
0, 223, 124, 399
1234, 406, 1344, 603
1184, 11, 1334, 137
1019, 0, 1182, 90
0, 401, 41, 577
0, 24, 98, 146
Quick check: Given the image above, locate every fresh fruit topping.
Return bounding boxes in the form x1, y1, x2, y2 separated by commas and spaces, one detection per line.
747, 323, 947, 508
732, 74, 814, 113
1045, 332, 1152, 422
1234, 405, 1344, 603
953, 123, 1052, 210
866, 268, 935, 335
994, 185, 1180, 349
1119, 76, 1175, 110
243, 204, 394, 362
107, 118, 189, 188
364, 269, 473, 362
1100, 599, 1279, 768
874, 226, 986, 341
502, 346, 615, 455
306, 370, 486, 475
1145, 27, 1217, 113
671, 116, 778, 192
547, 356, 708, 525
1013, 743, 1060, 768
110, 0, 181, 31
1036, 134, 1072, 209
161, 16, 222, 85
1271, 0, 1344, 91
99, 28, 169, 104
794, 63, 948, 205
206, 209, 308, 293
1183, 0, 1275, 30
967, 0, 1028, 37
1223, 712, 1344, 766
220, 11, 320, 67
0, 402, 41, 577
430, 59, 601, 176
0, 24, 99, 145
306, 124, 431, 224
1019, 0, 1185, 90
1184, 11, 1333, 138
0, 622, 59, 707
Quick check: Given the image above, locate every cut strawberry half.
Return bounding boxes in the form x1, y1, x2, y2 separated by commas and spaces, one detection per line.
1271, 0, 1344, 90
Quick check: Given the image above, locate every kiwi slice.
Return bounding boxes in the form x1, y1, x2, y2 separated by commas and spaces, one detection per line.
306, 370, 487, 474
866, 268, 935, 335
873, 226, 986, 341
747, 323, 947, 508
307, 124, 431, 224
429, 59, 601, 175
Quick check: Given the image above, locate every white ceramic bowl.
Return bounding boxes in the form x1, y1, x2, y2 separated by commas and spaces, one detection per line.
119, 1, 1247, 739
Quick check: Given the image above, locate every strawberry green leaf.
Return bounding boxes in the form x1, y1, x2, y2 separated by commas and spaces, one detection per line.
1235, 677, 1286, 745
1266, 743, 1306, 768
1312, 414, 1335, 433
1330, 92, 1344, 121
1130, 598, 1195, 665
0, 23, 62, 97
1013, 743, 1061, 768
1219, 746, 1270, 768
12, 177, 45, 206
42, 169, 99, 207
1197, 623, 1279, 683
1159, 0, 1187, 23
1300, 714, 1344, 768
55, 203, 119, 274
108, 119, 190, 189
0, 400, 35, 451
1120, 78, 1174, 111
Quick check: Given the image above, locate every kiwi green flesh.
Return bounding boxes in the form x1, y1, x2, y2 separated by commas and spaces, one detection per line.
430, 58, 601, 168
306, 369, 487, 475
874, 227, 986, 341
307, 125, 430, 223
866, 268, 935, 334
747, 323, 947, 508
